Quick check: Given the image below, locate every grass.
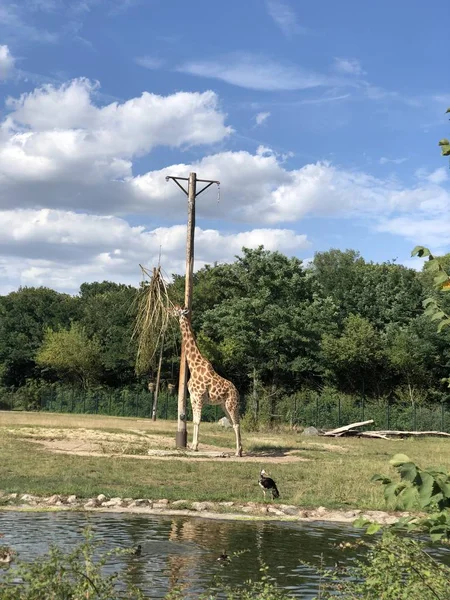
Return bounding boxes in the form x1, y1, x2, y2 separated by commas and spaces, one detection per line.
1, 411, 450, 511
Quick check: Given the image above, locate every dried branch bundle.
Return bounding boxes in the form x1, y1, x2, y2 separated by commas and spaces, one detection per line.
133, 265, 173, 375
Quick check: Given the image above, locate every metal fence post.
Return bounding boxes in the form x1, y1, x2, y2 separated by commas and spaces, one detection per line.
387, 397, 390, 430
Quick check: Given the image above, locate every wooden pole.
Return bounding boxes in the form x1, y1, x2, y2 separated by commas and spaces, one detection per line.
175, 172, 196, 447
165, 172, 220, 449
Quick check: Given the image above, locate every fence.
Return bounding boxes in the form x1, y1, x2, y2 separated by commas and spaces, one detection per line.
0, 385, 449, 432
0, 386, 225, 422
281, 396, 449, 432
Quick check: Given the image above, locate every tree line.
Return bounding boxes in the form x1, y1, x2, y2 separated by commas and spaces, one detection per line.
1, 246, 449, 424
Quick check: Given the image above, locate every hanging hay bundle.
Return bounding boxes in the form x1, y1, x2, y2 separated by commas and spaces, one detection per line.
133, 265, 173, 376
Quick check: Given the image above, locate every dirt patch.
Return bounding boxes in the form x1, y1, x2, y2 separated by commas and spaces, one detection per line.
6, 427, 309, 463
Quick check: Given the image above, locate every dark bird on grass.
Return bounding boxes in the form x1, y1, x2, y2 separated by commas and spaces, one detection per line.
133, 544, 142, 556
217, 550, 230, 563
259, 469, 280, 500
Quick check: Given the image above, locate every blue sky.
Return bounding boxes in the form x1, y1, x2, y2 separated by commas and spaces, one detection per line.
0, 0, 449, 293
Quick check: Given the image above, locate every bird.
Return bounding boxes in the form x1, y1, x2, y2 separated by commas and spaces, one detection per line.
133, 544, 142, 556
217, 550, 230, 563
259, 469, 280, 500
0, 548, 15, 564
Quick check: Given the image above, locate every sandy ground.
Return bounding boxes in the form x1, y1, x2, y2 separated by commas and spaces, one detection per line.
4, 426, 319, 463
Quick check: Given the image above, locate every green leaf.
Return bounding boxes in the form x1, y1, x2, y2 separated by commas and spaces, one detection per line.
427, 259, 443, 272
399, 486, 417, 509
366, 522, 381, 535
389, 454, 410, 466
435, 479, 450, 499
353, 517, 371, 529
411, 246, 431, 258
418, 472, 435, 507
423, 297, 436, 307
433, 272, 450, 286
397, 462, 417, 482
431, 311, 446, 322
437, 319, 450, 332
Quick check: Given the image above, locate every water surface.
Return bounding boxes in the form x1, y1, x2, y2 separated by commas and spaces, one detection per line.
0, 511, 448, 598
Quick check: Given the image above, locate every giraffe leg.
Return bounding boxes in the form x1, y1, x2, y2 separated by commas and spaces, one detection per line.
224, 398, 242, 457
191, 404, 202, 452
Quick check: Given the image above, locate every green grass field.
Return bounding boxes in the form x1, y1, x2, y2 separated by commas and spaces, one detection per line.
1, 411, 450, 511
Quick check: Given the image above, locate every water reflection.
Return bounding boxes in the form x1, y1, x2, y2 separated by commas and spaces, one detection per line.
0, 511, 449, 599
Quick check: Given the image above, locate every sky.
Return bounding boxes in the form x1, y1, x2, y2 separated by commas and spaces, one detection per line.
0, 0, 449, 295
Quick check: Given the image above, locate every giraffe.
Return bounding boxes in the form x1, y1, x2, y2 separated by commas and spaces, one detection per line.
172, 306, 243, 457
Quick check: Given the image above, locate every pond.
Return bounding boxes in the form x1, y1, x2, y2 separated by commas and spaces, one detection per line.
1, 511, 449, 598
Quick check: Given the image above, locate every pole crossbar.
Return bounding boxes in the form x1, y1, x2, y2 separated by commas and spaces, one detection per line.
165, 171, 220, 448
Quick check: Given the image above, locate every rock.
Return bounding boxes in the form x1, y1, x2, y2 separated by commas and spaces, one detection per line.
157, 499, 169, 505
316, 506, 326, 514
84, 499, 100, 508
240, 506, 254, 513
152, 503, 169, 510
343, 510, 361, 519
132, 498, 149, 507
7, 493, 18, 500
219, 501, 234, 507
47, 494, 62, 505
303, 426, 319, 436
217, 417, 232, 429
20, 494, 38, 503
191, 502, 215, 512
171, 500, 187, 507
267, 506, 285, 516
97, 494, 107, 503
102, 497, 124, 507
67, 495, 78, 504
278, 504, 300, 516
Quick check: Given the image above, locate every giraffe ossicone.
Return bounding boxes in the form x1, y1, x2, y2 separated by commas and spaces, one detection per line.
172, 305, 243, 457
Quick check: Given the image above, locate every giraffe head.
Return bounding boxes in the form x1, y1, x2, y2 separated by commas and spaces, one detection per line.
171, 304, 190, 319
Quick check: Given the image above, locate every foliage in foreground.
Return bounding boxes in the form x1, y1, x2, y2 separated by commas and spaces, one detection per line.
355, 454, 450, 542
319, 532, 450, 600
0, 528, 144, 600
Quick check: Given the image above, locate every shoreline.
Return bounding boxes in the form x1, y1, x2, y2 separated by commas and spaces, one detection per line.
0, 493, 404, 525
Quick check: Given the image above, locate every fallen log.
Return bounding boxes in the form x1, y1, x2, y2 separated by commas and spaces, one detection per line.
365, 430, 450, 439
357, 431, 393, 440
323, 420, 374, 437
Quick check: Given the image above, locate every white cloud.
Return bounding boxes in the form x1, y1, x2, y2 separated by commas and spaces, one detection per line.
134, 56, 164, 70
0, 44, 14, 79
377, 216, 450, 248
0, 208, 310, 293
178, 53, 333, 91
266, 0, 307, 37
379, 157, 408, 165
0, 2, 58, 43
333, 57, 365, 76
0, 79, 232, 213
425, 167, 448, 185
255, 111, 270, 126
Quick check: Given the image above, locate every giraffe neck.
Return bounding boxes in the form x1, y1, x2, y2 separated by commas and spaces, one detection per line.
179, 316, 210, 372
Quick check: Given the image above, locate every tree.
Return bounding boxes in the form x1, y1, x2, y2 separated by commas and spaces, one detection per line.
79, 283, 138, 386
0, 287, 79, 387
322, 314, 387, 396
36, 324, 101, 389
386, 325, 434, 406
